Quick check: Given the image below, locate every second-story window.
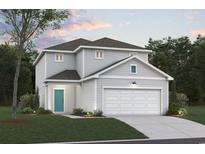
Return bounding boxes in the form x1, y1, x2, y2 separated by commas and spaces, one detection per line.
55, 53, 64, 62
95, 50, 104, 59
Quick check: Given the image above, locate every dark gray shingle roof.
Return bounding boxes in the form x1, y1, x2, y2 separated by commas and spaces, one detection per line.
45, 37, 145, 51
87, 37, 145, 50
47, 70, 80, 80
46, 38, 91, 51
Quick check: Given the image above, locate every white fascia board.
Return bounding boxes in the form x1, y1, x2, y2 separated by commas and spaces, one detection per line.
135, 56, 174, 80
100, 75, 166, 80
33, 45, 152, 66
94, 55, 174, 81
74, 45, 152, 53
45, 79, 80, 83
33, 50, 74, 66
44, 75, 98, 83
33, 51, 45, 66
43, 49, 73, 53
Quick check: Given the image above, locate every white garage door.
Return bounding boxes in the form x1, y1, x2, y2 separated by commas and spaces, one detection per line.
103, 88, 161, 115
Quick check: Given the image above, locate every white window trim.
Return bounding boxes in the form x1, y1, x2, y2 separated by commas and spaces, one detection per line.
95, 50, 104, 59
55, 53, 64, 62
130, 64, 137, 74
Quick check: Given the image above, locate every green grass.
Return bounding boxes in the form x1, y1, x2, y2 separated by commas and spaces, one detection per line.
0, 107, 147, 143
183, 106, 205, 125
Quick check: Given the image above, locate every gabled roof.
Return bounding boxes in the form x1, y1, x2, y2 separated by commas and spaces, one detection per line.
47, 70, 80, 80
88, 55, 174, 80
45, 37, 146, 51
84, 37, 145, 50
46, 38, 91, 51
45, 55, 173, 83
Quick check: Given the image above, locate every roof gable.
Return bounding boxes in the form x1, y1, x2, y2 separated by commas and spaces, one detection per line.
92, 55, 173, 80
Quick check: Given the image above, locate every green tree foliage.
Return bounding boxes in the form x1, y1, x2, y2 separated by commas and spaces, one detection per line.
0, 9, 69, 118
0, 44, 37, 105
146, 36, 205, 105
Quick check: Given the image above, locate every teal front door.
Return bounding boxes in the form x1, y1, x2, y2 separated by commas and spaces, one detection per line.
54, 89, 64, 112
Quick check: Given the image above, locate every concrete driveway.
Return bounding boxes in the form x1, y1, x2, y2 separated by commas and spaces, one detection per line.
113, 115, 205, 139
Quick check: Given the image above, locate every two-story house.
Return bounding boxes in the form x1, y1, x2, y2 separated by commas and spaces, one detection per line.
34, 37, 173, 115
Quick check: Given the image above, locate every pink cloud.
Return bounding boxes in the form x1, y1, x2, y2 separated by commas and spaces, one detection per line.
185, 15, 194, 21
190, 28, 205, 36
47, 20, 112, 37
185, 10, 200, 23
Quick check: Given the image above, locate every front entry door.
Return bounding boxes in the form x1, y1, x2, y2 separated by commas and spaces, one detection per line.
54, 89, 64, 112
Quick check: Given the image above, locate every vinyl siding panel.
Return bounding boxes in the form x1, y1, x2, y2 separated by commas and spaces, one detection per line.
35, 54, 45, 107
102, 59, 165, 78
129, 52, 148, 62
83, 48, 149, 77
47, 83, 76, 113
76, 50, 83, 78
46, 52, 75, 78
97, 78, 168, 115
76, 80, 96, 111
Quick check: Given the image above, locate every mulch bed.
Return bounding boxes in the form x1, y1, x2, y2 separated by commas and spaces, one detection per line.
0, 119, 29, 124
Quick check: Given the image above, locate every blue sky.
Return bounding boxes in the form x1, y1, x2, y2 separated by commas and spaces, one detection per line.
1, 9, 205, 49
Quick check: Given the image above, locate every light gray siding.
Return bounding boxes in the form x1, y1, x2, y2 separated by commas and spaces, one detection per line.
75, 50, 83, 78
102, 59, 164, 78
35, 55, 45, 107
129, 52, 148, 62
96, 78, 168, 115
84, 49, 128, 77
83, 48, 149, 77
47, 83, 77, 113
46, 52, 75, 78
76, 79, 96, 111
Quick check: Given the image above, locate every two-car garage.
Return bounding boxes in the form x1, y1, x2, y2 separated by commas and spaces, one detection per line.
103, 88, 162, 115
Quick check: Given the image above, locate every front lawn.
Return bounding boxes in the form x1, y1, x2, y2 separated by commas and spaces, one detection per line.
0, 107, 147, 143
183, 106, 205, 125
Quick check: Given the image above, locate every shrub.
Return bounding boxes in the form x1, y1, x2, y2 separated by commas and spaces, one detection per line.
73, 108, 84, 115
87, 111, 93, 115
177, 93, 189, 106
178, 108, 188, 115
93, 110, 103, 117
167, 102, 181, 115
36, 107, 52, 115
19, 93, 39, 110
20, 107, 34, 114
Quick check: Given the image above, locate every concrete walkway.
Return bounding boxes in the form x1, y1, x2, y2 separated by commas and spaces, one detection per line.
113, 115, 205, 139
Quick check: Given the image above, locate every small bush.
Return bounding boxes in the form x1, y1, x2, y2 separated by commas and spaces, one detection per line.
87, 111, 93, 115
20, 107, 34, 114
19, 93, 39, 110
167, 102, 181, 115
93, 110, 103, 117
178, 108, 188, 115
36, 107, 52, 115
73, 108, 84, 115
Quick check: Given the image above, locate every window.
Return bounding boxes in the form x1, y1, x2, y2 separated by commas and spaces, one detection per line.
95, 50, 104, 59
55, 53, 64, 62
130, 64, 137, 74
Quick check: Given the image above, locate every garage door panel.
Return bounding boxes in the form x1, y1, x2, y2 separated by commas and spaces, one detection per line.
104, 88, 161, 115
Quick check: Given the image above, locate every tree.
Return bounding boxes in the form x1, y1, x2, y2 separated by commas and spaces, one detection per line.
0, 10, 69, 118
0, 44, 33, 105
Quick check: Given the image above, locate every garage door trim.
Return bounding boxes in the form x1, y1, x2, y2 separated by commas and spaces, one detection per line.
102, 86, 163, 115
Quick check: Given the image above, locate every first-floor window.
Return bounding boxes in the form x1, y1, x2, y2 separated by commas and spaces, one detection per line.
130, 64, 137, 74
55, 53, 64, 62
